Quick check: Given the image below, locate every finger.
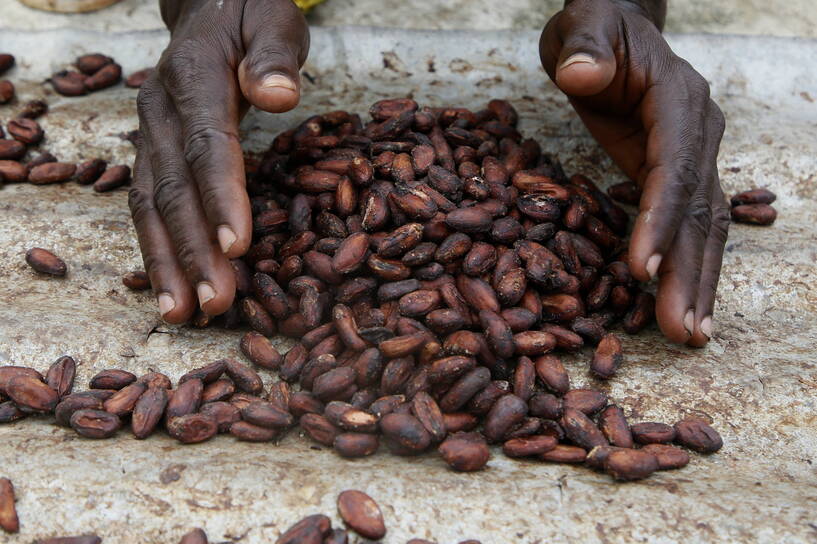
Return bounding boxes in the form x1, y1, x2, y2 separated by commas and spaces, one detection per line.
653, 177, 711, 344
540, 0, 619, 96
129, 134, 197, 324
688, 102, 728, 347
238, 0, 310, 113
628, 67, 711, 283
137, 82, 236, 315
158, 43, 252, 259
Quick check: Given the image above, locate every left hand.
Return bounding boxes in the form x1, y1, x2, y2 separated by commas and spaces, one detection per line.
540, 0, 730, 347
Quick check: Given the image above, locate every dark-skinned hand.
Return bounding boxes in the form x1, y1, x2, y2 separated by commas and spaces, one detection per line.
130, 0, 309, 323
540, 0, 730, 346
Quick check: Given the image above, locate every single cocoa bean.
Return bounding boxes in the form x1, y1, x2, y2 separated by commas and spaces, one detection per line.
438, 432, 490, 471
70, 409, 121, 438
25, 247, 67, 276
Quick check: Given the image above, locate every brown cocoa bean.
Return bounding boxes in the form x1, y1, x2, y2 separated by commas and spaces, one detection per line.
240, 331, 282, 370
8, 118, 43, 144
25, 247, 67, 276
54, 393, 103, 426
483, 394, 527, 443
199, 402, 241, 433
528, 392, 562, 420
70, 409, 121, 438
336, 490, 386, 540
604, 448, 659, 480
0, 139, 25, 160
276, 514, 331, 544
731, 188, 776, 206
166, 378, 203, 420
563, 389, 607, 415
502, 435, 557, 457
598, 405, 633, 448
673, 418, 723, 453
0, 81, 13, 104
380, 412, 431, 454
591, 333, 623, 379
131, 387, 169, 439
313, 367, 357, 402
641, 444, 691, 470
623, 292, 655, 334
103, 382, 147, 416
121, 270, 150, 290
167, 413, 218, 444
224, 358, 263, 394
74, 158, 108, 185
125, 68, 153, 88
201, 379, 235, 403
137, 372, 172, 390
51, 70, 87, 96
35, 537, 102, 544
6, 375, 59, 412
438, 432, 490, 471
0, 477, 19, 534
241, 401, 293, 429
513, 331, 557, 356
28, 162, 76, 185
45, 355, 76, 397
0, 401, 26, 423
410, 391, 446, 442
562, 407, 607, 450
540, 444, 586, 463
93, 164, 130, 192
731, 203, 777, 225
334, 432, 380, 457
84, 62, 122, 91
631, 422, 676, 444
300, 413, 340, 446
0, 160, 27, 182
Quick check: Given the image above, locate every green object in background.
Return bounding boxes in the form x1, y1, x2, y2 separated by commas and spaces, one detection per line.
294, 0, 327, 13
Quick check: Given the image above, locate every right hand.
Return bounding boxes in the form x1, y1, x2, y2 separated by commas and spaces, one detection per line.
130, 0, 309, 323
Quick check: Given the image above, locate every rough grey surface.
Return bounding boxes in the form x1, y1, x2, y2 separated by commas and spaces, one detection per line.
0, 26, 816, 543
4, 0, 817, 38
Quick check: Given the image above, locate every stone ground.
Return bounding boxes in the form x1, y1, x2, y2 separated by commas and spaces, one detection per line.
3, 0, 817, 38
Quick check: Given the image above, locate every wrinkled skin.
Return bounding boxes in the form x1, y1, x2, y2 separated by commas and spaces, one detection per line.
130, 0, 309, 322
133, 0, 726, 348
541, 0, 729, 346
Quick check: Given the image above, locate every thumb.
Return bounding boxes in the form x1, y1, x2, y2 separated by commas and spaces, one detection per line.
238, 0, 310, 113
551, 0, 619, 97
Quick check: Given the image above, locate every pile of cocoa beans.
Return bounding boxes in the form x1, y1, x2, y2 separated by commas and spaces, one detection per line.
0, 52, 139, 190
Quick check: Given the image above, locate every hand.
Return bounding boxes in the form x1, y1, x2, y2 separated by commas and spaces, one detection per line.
540, 0, 729, 347
130, 0, 309, 323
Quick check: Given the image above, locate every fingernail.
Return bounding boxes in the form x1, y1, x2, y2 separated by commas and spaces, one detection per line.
559, 53, 596, 70
261, 74, 296, 90
157, 293, 175, 317
683, 310, 694, 336
700, 316, 713, 339
197, 282, 216, 306
217, 225, 237, 254
646, 254, 662, 279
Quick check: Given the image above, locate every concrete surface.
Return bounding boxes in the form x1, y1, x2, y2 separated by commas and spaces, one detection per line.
1, 25, 816, 543
3, 0, 817, 38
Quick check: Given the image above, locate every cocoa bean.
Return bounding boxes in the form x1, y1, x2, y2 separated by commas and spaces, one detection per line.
93, 164, 130, 192
224, 358, 263, 394
0, 139, 25, 160
731, 188, 776, 206
25, 247, 67, 276
51, 71, 87, 96
528, 392, 562, 420
167, 413, 218, 444
502, 435, 557, 457
631, 422, 676, 444
70, 409, 121, 438
0, 401, 26, 423
201, 379, 235, 403
103, 381, 147, 416
28, 162, 76, 184
598, 405, 633, 448
54, 394, 103, 426
591, 333, 623, 379
562, 408, 607, 450
131, 387, 169, 439
337, 490, 386, 540
0, 478, 19, 534
563, 389, 607, 415
0, 160, 27, 182
178, 528, 208, 544
179, 360, 226, 384
438, 432, 490, 471
35, 537, 101, 544
121, 270, 151, 290
45, 355, 76, 397
8, 118, 43, 144
483, 394, 527, 443
380, 412, 431, 454
84, 62, 122, 91
74, 159, 108, 185
166, 378, 203, 420
6, 375, 59, 412
240, 331, 282, 370
200, 402, 241, 433
540, 444, 587, 463
0, 81, 13, 104
641, 444, 691, 470
604, 448, 659, 480
275, 514, 331, 544
731, 203, 777, 225
673, 418, 723, 453
125, 68, 153, 88
241, 401, 293, 429
334, 432, 380, 457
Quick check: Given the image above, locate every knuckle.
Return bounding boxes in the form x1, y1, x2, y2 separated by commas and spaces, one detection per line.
684, 193, 713, 237
135, 81, 161, 114
708, 101, 726, 138
127, 186, 154, 220
152, 170, 188, 214
158, 42, 204, 90
183, 125, 237, 170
